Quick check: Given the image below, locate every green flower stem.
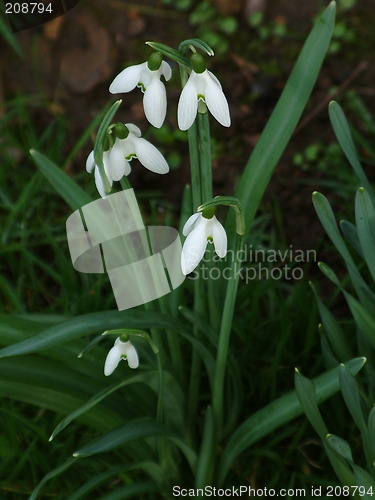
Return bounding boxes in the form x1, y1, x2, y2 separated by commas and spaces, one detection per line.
187, 122, 202, 208
212, 233, 243, 435
197, 110, 212, 202
120, 176, 132, 190
197, 110, 220, 331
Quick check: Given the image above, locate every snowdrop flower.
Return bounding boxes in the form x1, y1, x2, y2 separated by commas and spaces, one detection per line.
104, 337, 139, 376
178, 53, 231, 131
181, 211, 227, 275
86, 123, 169, 198
109, 52, 172, 128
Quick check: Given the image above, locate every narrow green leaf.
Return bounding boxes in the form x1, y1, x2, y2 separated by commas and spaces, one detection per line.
178, 38, 215, 56
368, 406, 375, 465
355, 187, 375, 282
146, 41, 190, 67
344, 291, 375, 349
99, 483, 156, 500
329, 101, 374, 199
324, 434, 357, 486
232, 2, 336, 236
73, 418, 172, 457
195, 406, 215, 488
30, 150, 92, 210
29, 458, 78, 500
310, 282, 352, 362
313, 192, 375, 310
339, 364, 367, 433
340, 220, 363, 258
50, 372, 152, 441
65, 465, 127, 500
0, 309, 187, 358
326, 434, 354, 464
294, 368, 328, 438
318, 261, 341, 287
339, 364, 372, 470
218, 357, 366, 485
0, 13, 24, 58
352, 464, 375, 491
313, 192, 354, 264
93, 100, 122, 168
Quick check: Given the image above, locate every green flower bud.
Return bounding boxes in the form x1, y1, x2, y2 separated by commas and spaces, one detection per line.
190, 52, 206, 74
202, 206, 216, 219
114, 122, 129, 139
147, 51, 163, 71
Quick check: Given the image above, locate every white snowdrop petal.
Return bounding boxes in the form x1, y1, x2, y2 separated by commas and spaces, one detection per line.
177, 76, 199, 131
125, 123, 142, 138
143, 78, 167, 128
207, 70, 222, 89
109, 63, 146, 94
124, 342, 139, 369
203, 73, 231, 127
212, 217, 228, 258
104, 344, 122, 376
108, 142, 126, 181
103, 152, 113, 184
133, 137, 169, 174
124, 160, 131, 176
181, 218, 208, 275
161, 60, 172, 81
182, 212, 201, 236
94, 166, 108, 199
86, 150, 95, 173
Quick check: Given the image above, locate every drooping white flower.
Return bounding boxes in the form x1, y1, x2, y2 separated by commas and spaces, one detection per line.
109, 56, 172, 128
104, 337, 139, 376
177, 68, 231, 131
181, 212, 227, 275
86, 123, 169, 198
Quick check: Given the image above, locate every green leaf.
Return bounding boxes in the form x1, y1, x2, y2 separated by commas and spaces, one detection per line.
325, 434, 354, 464
294, 368, 329, 438
217, 357, 366, 485
178, 38, 215, 56
340, 220, 363, 258
0, 13, 24, 58
317, 261, 341, 287
99, 483, 157, 500
73, 418, 172, 457
352, 464, 375, 491
49, 372, 153, 441
368, 406, 375, 465
29, 458, 78, 500
329, 101, 374, 199
355, 187, 375, 282
313, 192, 375, 310
146, 41, 190, 67
310, 281, 352, 362
339, 364, 372, 469
0, 309, 187, 358
313, 192, 354, 264
339, 364, 367, 433
195, 406, 215, 488
344, 291, 375, 349
30, 150, 92, 210
93, 100, 122, 168
232, 2, 336, 237
65, 465, 128, 500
